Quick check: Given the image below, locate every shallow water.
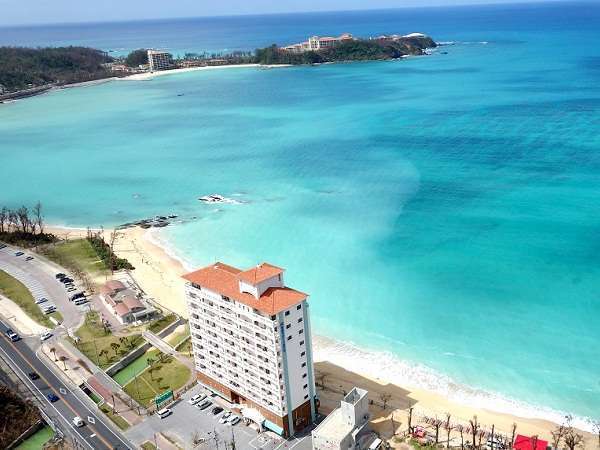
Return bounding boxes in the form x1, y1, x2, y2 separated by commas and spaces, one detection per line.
1, 2, 599, 426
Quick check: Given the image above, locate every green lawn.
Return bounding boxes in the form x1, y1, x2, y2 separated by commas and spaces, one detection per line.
147, 314, 177, 334
166, 324, 189, 348
15, 425, 54, 450
123, 350, 191, 407
0, 270, 54, 328
141, 442, 157, 450
99, 404, 130, 431
177, 338, 192, 357
38, 238, 108, 278
72, 311, 144, 369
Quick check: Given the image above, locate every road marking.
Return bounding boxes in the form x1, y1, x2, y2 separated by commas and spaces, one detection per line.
88, 416, 96, 424
0, 335, 118, 450
91, 433, 97, 438
59, 387, 68, 394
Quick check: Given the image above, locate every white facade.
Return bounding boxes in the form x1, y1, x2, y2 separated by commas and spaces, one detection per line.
184, 263, 317, 435
312, 388, 370, 450
147, 50, 173, 71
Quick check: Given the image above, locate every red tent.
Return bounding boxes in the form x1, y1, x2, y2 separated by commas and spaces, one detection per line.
513, 434, 548, 450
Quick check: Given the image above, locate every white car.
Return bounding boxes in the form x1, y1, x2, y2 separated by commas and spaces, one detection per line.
188, 393, 206, 405
72, 416, 84, 427
40, 332, 53, 341
219, 411, 232, 424
228, 415, 241, 426
35, 297, 48, 304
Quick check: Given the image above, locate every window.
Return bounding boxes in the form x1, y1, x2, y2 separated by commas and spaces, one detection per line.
284, 311, 290, 316
303, 373, 307, 378
298, 318, 303, 323
287, 336, 292, 341
301, 351, 306, 357
301, 362, 306, 368
299, 340, 304, 346
298, 330, 303, 335
296, 305, 301, 310
304, 394, 309, 400
303, 384, 308, 389
271, 315, 276, 321
286, 324, 291, 329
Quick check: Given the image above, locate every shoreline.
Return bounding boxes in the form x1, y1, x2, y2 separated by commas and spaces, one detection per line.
42, 224, 596, 442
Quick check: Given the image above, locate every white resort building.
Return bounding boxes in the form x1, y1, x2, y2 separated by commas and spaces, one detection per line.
312, 387, 372, 450
282, 33, 354, 53
183, 262, 317, 437
147, 50, 174, 71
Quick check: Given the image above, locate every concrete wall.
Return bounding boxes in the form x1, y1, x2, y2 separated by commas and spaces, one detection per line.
105, 342, 152, 377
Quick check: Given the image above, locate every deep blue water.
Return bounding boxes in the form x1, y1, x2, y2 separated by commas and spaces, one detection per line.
1, 1, 599, 428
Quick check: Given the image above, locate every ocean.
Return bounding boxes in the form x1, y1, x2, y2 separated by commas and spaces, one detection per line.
1, 1, 599, 429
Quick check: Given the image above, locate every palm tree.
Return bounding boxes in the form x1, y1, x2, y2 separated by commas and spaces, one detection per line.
147, 357, 155, 380
58, 355, 68, 371
110, 342, 120, 356
99, 349, 109, 364
49, 347, 57, 361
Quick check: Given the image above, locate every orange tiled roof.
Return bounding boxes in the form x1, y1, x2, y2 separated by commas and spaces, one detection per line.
182, 262, 307, 315
237, 262, 284, 285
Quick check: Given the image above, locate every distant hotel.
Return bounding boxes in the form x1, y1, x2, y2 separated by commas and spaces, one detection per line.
282, 33, 354, 53
183, 262, 317, 437
147, 50, 174, 71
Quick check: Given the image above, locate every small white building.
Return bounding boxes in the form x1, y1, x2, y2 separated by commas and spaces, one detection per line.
312, 387, 371, 450
147, 50, 174, 72
99, 280, 155, 324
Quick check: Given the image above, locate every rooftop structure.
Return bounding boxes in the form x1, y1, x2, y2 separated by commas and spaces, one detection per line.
147, 50, 174, 72
513, 435, 549, 450
312, 387, 371, 450
184, 262, 317, 437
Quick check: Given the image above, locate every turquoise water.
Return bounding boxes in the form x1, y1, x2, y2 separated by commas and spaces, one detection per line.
1, 2, 599, 427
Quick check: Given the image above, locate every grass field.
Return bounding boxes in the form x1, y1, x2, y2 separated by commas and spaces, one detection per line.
39, 238, 108, 278
141, 442, 157, 450
166, 324, 189, 348
147, 314, 177, 334
73, 311, 144, 369
123, 350, 191, 406
99, 404, 130, 430
15, 425, 54, 450
0, 269, 58, 327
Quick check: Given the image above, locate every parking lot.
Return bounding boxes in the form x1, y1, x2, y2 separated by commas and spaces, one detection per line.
125, 384, 314, 450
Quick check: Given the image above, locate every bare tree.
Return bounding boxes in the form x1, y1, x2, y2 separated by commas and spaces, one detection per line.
592, 420, 600, 450
563, 415, 584, 450
380, 392, 392, 410
0, 207, 7, 233
58, 355, 69, 370
470, 416, 481, 450
32, 201, 44, 235
15, 206, 30, 233
433, 416, 443, 445
445, 413, 454, 449
457, 424, 465, 450
530, 435, 539, 450
408, 404, 414, 435
509, 423, 517, 450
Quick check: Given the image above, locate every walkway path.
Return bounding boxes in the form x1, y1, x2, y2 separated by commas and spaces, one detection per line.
142, 330, 194, 371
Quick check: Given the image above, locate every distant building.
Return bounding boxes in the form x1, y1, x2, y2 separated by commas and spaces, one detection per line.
282, 33, 354, 53
312, 387, 371, 450
183, 262, 317, 437
99, 280, 155, 324
147, 50, 174, 72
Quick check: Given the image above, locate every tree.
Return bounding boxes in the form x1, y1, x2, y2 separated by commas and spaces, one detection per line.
457, 424, 465, 450
509, 423, 517, 449
408, 404, 414, 435
0, 207, 7, 233
379, 392, 392, 410
592, 420, 600, 449
58, 355, 68, 370
431, 417, 443, 445
444, 413, 454, 449
32, 201, 43, 235
563, 415, 584, 450
469, 416, 481, 450
147, 357, 155, 380
98, 349, 109, 364
125, 49, 148, 67
110, 342, 120, 356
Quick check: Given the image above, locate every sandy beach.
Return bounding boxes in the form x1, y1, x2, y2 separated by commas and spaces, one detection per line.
121, 63, 290, 81
43, 224, 596, 445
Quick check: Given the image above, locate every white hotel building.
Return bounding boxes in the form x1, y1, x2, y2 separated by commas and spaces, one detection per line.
183, 262, 317, 436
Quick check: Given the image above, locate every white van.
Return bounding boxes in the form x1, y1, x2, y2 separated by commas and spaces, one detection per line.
369, 438, 383, 450
157, 408, 172, 419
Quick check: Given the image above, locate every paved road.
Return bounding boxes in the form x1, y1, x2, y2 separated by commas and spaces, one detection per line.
0, 320, 132, 449
0, 244, 85, 331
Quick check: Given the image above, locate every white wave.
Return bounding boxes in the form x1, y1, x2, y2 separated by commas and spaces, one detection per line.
313, 336, 595, 432
144, 228, 196, 272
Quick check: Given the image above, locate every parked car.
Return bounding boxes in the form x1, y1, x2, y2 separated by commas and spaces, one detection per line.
157, 408, 172, 419
14, 251, 24, 256
67, 287, 77, 293
228, 415, 241, 426
55, 273, 66, 279
61, 277, 74, 284
74, 298, 88, 306
28, 372, 40, 380
70, 292, 85, 301
211, 406, 223, 415
35, 297, 48, 304
72, 416, 84, 427
5, 329, 20, 342
188, 394, 205, 405
0, 243, 7, 249
47, 393, 59, 402
42, 306, 56, 314
25, 256, 34, 261
219, 411, 232, 424
40, 331, 53, 341
197, 400, 212, 410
